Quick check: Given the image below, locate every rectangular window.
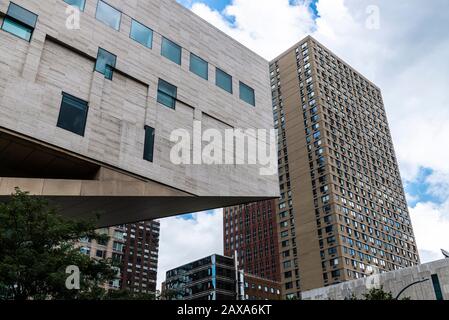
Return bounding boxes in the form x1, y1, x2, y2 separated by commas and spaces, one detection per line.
161, 37, 181, 65
190, 53, 208, 80
96, 0, 121, 31
157, 79, 177, 109
239, 81, 255, 106
216, 68, 232, 93
95, 48, 116, 80
431, 274, 444, 300
64, 0, 86, 11
57, 92, 89, 136
130, 19, 153, 48
143, 126, 155, 162
1, 3, 38, 42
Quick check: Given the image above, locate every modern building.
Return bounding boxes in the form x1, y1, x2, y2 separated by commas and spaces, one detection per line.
164, 254, 282, 300
302, 259, 449, 300
78, 220, 160, 294
270, 36, 420, 298
0, 0, 278, 226
165, 254, 237, 300
224, 200, 281, 282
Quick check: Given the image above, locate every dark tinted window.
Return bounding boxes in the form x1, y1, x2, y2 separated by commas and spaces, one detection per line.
130, 19, 153, 48
239, 81, 255, 106
157, 79, 177, 109
161, 37, 181, 65
1, 3, 38, 41
57, 93, 89, 136
64, 0, 86, 11
143, 126, 155, 162
216, 68, 232, 93
95, 48, 116, 80
190, 53, 208, 80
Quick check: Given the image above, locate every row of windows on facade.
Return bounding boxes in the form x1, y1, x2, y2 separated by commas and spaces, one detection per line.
62, 0, 256, 106
0, 1, 255, 107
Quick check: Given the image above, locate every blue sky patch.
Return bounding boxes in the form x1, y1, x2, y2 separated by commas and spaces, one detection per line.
405, 167, 443, 207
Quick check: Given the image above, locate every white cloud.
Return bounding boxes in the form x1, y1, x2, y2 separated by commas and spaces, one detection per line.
190, 0, 316, 59
157, 209, 223, 290
176, 0, 449, 264
410, 199, 449, 263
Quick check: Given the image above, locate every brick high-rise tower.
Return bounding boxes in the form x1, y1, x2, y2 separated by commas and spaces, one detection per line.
270, 36, 420, 298
224, 200, 281, 282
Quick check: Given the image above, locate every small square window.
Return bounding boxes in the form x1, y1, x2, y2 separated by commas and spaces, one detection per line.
1, 3, 38, 42
96, 0, 121, 31
95, 48, 116, 80
190, 53, 208, 80
130, 19, 153, 48
161, 37, 181, 65
157, 79, 177, 109
239, 82, 255, 106
64, 0, 86, 11
216, 68, 232, 94
57, 93, 89, 136
143, 126, 155, 162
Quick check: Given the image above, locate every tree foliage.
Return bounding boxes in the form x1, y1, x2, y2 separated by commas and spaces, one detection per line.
0, 189, 117, 300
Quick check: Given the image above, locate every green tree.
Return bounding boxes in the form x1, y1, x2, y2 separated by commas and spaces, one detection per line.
0, 189, 117, 300
345, 287, 410, 301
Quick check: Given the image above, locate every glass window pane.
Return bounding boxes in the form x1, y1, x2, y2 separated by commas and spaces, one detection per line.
57, 93, 89, 136
2, 18, 33, 41
190, 53, 208, 80
144, 126, 155, 162
7, 3, 38, 27
161, 37, 181, 65
157, 79, 177, 109
96, 0, 121, 31
95, 48, 116, 80
130, 19, 153, 48
64, 0, 86, 11
216, 68, 232, 94
240, 82, 255, 106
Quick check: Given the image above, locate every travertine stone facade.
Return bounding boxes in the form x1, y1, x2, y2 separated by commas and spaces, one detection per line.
0, 0, 278, 225
302, 259, 449, 300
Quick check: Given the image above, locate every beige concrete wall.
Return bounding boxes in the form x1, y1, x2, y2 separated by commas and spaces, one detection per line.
302, 259, 449, 300
0, 0, 278, 199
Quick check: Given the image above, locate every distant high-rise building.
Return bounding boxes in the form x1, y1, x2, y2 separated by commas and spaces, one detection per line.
78, 220, 160, 294
270, 36, 420, 298
120, 221, 160, 294
224, 200, 281, 282
164, 254, 282, 301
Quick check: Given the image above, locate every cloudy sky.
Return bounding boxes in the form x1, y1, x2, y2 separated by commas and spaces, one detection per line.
157, 0, 449, 289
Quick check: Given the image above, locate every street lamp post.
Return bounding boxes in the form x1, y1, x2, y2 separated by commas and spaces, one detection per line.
395, 278, 430, 300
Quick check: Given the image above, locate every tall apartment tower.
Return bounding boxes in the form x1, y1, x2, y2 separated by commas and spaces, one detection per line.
270, 36, 420, 298
0, 0, 278, 227
224, 200, 281, 282
78, 220, 160, 294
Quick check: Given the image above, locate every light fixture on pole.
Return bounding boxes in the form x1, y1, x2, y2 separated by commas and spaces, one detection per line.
442, 249, 449, 258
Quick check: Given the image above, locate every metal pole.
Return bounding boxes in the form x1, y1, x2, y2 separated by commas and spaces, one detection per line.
395, 279, 430, 300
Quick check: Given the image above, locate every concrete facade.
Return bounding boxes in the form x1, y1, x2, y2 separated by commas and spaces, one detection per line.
0, 0, 278, 225
302, 259, 449, 300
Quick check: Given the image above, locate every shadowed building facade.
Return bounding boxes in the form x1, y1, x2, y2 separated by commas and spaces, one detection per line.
270, 36, 420, 298
0, 0, 278, 226
224, 200, 281, 282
